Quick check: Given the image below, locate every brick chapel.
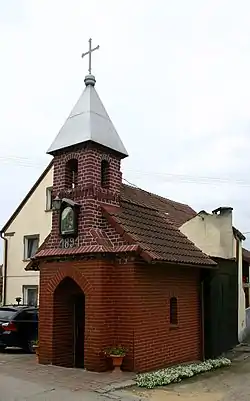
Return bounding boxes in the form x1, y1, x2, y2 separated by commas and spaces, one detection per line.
27, 44, 216, 372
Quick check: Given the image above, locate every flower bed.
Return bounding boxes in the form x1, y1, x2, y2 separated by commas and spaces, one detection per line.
136, 357, 231, 389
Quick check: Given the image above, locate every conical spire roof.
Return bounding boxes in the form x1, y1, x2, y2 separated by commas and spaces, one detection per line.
47, 74, 128, 157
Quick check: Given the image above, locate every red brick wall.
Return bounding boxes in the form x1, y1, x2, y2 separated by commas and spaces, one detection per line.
113, 261, 136, 371
52, 143, 122, 193
133, 264, 201, 372
112, 262, 201, 372
39, 257, 201, 372
47, 143, 125, 249
39, 258, 117, 371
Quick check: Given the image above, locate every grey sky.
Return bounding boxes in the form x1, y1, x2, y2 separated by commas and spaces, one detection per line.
0, 0, 250, 250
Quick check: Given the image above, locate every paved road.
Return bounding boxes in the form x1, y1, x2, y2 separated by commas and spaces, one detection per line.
3, 347, 250, 401
0, 350, 139, 401
0, 375, 106, 401
122, 350, 250, 401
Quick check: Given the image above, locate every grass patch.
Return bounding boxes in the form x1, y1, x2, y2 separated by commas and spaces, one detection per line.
136, 357, 231, 389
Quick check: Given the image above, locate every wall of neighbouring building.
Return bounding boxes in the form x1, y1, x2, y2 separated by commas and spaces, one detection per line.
180, 210, 235, 260
3, 167, 53, 305
238, 243, 246, 342
202, 258, 238, 358
180, 208, 246, 342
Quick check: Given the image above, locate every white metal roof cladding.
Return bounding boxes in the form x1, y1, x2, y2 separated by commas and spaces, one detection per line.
47, 75, 128, 157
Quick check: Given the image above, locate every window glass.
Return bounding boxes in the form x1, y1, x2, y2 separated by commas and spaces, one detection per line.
14, 311, 28, 321
15, 310, 38, 322
46, 187, 53, 210
27, 288, 38, 306
23, 286, 38, 306
0, 308, 17, 320
24, 236, 39, 259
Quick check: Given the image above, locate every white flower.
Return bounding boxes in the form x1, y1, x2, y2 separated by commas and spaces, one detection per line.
136, 357, 231, 388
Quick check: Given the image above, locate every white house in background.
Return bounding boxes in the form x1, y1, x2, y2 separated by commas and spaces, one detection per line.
0, 162, 53, 305
180, 206, 246, 342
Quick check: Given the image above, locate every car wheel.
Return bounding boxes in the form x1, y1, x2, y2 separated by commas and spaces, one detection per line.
24, 339, 35, 354
0, 346, 6, 353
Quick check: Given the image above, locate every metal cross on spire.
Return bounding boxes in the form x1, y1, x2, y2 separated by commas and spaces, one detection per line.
81, 38, 100, 75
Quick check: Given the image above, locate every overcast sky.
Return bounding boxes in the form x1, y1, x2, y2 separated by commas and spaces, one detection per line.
0, 0, 250, 251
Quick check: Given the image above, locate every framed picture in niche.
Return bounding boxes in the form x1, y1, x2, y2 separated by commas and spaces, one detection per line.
59, 199, 79, 237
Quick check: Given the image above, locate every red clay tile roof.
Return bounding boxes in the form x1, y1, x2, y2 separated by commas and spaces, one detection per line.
35, 244, 139, 258
102, 198, 215, 266
120, 185, 215, 265
121, 185, 196, 227
25, 236, 139, 270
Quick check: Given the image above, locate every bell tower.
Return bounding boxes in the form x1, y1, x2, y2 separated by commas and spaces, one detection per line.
46, 38, 128, 250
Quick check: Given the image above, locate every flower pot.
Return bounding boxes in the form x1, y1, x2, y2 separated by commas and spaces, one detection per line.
110, 354, 125, 371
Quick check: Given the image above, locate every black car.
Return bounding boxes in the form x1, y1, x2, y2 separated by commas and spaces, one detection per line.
0, 305, 38, 352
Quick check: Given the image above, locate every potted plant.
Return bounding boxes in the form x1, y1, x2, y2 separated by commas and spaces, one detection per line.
104, 345, 127, 371
32, 339, 39, 360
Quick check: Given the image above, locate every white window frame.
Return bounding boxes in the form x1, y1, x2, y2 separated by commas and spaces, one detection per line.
45, 186, 53, 211
22, 285, 38, 306
23, 235, 39, 260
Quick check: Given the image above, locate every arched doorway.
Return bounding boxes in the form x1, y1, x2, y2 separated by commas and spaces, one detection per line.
53, 277, 85, 368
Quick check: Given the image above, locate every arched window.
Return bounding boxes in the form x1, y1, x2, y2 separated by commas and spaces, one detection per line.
65, 159, 78, 189
101, 160, 110, 188
170, 297, 178, 325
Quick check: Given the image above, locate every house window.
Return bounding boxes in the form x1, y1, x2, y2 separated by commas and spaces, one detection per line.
46, 187, 53, 210
101, 160, 110, 188
22, 285, 38, 306
24, 235, 39, 260
170, 297, 178, 325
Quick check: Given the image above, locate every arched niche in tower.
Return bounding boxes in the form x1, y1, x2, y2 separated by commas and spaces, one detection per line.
65, 159, 78, 189
101, 159, 110, 189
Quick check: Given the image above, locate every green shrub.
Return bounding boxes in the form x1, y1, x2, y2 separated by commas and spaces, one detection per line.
104, 345, 127, 356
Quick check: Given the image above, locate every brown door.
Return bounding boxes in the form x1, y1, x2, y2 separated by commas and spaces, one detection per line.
73, 293, 85, 368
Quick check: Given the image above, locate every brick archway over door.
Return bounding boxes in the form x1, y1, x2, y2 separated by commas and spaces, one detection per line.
39, 260, 113, 371
39, 263, 96, 369
46, 265, 93, 296
52, 277, 85, 368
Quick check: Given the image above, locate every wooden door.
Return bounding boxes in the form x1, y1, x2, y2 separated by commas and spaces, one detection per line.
73, 294, 85, 368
